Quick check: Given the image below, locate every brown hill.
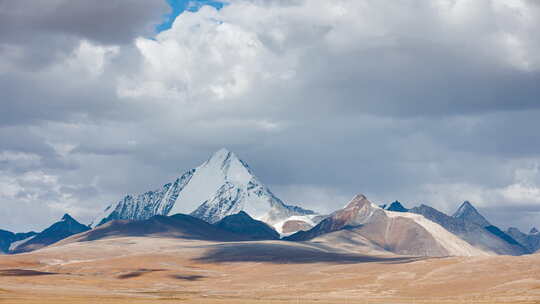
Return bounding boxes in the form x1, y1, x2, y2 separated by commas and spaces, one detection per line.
286, 194, 488, 257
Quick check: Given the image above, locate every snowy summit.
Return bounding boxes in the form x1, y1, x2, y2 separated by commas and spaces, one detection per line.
91, 149, 316, 232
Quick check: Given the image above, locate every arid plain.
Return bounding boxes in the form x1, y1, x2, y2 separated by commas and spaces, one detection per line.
1, 237, 539, 304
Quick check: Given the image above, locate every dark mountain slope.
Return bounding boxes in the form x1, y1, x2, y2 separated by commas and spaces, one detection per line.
215, 211, 280, 240
11, 214, 90, 254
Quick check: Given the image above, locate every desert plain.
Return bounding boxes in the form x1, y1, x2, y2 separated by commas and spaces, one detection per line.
0, 237, 539, 304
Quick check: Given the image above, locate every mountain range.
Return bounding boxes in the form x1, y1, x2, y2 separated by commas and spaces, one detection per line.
58, 210, 282, 247
285, 194, 487, 256
91, 149, 319, 235
1, 149, 538, 258
9, 214, 90, 254
506, 226, 540, 253
0, 230, 36, 254
408, 202, 528, 255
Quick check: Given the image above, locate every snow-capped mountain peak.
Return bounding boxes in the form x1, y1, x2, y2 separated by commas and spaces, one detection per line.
91, 149, 316, 231
166, 148, 256, 216
203, 148, 253, 183
530, 227, 539, 235
452, 201, 490, 227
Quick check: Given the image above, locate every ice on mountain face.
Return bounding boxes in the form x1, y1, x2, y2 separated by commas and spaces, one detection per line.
91, 170, 194, 227
8, 235, 36, 252
191, 182, 244, 223
168, 149, 250, 215
176, 149, 315, 226
530, 227, 539, 235
92, 149, 315, 230
273, 214, 324, 236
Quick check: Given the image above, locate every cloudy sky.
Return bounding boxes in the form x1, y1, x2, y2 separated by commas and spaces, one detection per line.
1, 0, 540, 232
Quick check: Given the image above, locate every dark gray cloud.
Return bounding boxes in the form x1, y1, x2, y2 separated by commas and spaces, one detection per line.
1, 0, 539, 233
0, 0, 168, 45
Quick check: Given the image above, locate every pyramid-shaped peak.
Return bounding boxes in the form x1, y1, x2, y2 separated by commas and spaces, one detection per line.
208, 148, 239, 163
92, 148, 315, 231
200, 148, 255, 184
345, 194, 371, 209
454, 201, 477, 216
205, 148, 246, 168
386, 201, 408, 212
453, 201, 490, 227
61, 213, 75, 222
213, 147, 233, 157
460, 200, 474, 209
530, 227, 539, 235
352, 193, 367, 201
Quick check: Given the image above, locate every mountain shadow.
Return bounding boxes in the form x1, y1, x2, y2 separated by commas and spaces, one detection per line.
194, 242, 423, 264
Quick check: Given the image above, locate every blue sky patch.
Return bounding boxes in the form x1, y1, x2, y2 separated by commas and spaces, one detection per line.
156, 0, 225, 33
